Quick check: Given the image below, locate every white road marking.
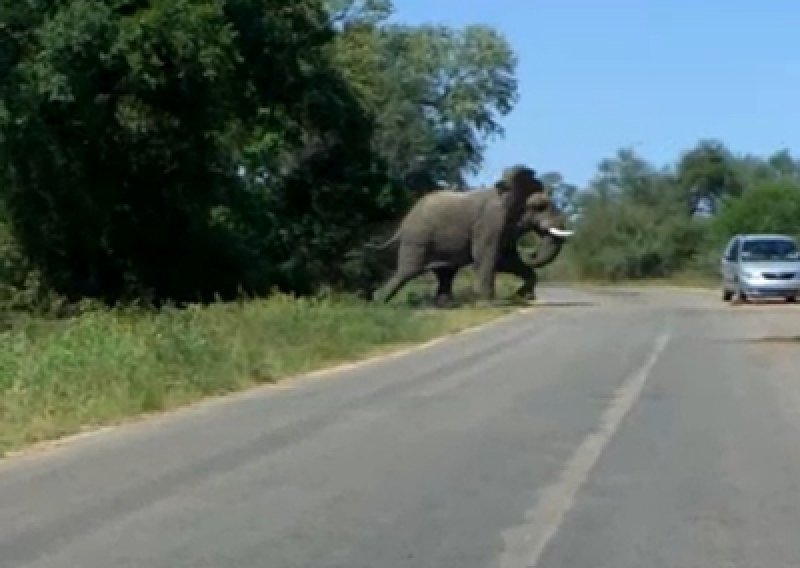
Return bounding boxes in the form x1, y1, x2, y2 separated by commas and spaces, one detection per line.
499, 331, 672, 568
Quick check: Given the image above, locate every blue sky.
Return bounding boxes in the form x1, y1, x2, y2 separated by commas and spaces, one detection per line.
391, 0, 798, 188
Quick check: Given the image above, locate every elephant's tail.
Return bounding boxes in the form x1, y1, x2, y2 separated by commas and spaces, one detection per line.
365, 229, 401, 251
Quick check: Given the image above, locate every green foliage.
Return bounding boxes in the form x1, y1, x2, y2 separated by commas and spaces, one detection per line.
0, 0, 391, 302
712, 179, 800, 242
376, 23, 517, 191
676, 139, 743, 214
559, 147, 713, 281
540, 171, 579, 217
557, 143, 800, 283
733, 149, 800, 187
327, 0, 393, 27
567, 197, 709, 281
0, 292, 511, 455
0, 0, 520, 307
330, 5, 518, 193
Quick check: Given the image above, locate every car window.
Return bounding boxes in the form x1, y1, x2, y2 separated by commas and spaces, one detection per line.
739, 239, 799, 261
725, 239, 740, 261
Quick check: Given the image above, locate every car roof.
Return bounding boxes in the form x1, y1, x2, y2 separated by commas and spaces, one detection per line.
736, 233, 797, 242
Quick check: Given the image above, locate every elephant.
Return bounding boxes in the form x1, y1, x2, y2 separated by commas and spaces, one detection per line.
429, 191, 572, 306
371, 165, 572, 304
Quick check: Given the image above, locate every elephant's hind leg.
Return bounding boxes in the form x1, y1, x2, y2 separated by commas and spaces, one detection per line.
378, 244, 428, 304
432, 266, 457, 308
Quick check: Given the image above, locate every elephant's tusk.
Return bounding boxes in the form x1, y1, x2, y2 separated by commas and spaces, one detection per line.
548, 227, 574, 238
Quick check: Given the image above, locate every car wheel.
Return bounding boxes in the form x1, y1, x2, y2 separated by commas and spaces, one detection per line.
723, 288, 733, 302
732, 288, 748, 305
787, 296, 797, 303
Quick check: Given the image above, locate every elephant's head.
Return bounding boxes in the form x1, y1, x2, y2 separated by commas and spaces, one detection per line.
494, 165, 544, 213
517, 192, 573, 268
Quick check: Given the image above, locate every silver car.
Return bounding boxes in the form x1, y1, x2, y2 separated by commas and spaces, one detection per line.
721, 234, 800, 303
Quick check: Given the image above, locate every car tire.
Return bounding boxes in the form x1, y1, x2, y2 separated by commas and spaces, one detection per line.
723, 288, 733, 302
787, 296, 797, 303
732, 288, 748, 305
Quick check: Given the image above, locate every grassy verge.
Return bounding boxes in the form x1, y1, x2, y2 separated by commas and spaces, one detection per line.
0, 280, 519, 456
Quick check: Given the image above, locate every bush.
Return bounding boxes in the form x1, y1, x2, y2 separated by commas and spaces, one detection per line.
565, 200, 711, 281
712, 180, 800, 242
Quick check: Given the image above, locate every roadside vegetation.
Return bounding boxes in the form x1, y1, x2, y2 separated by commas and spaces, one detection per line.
1, 0, 799, 454
538, 144, 800, 286
0, 282, 519, 455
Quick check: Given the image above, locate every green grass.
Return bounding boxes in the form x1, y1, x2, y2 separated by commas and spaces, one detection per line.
0, 277, 520, 456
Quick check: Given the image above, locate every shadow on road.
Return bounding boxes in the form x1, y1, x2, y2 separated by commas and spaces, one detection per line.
747, 336, 800, 344
730, 297, 799, 307
718, 336, 800, 345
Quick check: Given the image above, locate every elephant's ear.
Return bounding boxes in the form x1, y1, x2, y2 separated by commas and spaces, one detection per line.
494, 179, 511, 193
501, 165, 542, 196
526, 192, 551, 211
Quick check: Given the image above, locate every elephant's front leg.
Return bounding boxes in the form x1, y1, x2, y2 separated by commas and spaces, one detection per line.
496, 251, 537, 301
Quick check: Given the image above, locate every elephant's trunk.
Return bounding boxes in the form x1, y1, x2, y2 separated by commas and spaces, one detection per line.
525, 234, 564, 268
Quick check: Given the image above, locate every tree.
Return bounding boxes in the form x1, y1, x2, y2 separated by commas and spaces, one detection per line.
327, 0, 393, 29
376, 23, 517, 191
564, 142, 800, 283
766, 149, 800, 179
0, 0, 521, 304
565, 148, 710, 280
712, 180, 800, 242
0, 0, 401, 303
328, 2, 518, 194
676, 140, 743, 215
731, 149, 800, 188
540, 171, 579, 218
591, 148, 662, 203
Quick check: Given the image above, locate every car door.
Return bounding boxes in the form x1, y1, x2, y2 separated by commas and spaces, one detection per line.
721, 237, 740, 288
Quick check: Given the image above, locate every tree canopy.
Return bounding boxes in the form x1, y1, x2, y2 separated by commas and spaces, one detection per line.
0, 0, 518, 306
549, 142, 800, 282
330, 3, 517, 192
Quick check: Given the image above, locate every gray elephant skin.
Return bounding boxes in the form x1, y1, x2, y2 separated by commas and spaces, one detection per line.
431, 191, 571, 306
371, 165, 572, 304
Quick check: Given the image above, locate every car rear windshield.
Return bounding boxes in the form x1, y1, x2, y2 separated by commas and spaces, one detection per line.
740, 239, 800, 261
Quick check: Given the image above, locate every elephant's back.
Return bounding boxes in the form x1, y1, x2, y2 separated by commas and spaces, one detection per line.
411, 190, 481, 220
398, 190, 480, 264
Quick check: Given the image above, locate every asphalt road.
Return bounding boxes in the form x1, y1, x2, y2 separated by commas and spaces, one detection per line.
3, 286, 800, 568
